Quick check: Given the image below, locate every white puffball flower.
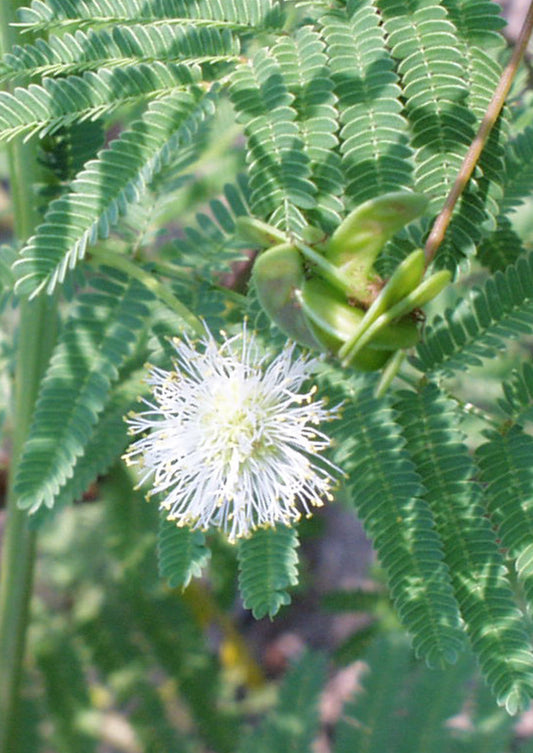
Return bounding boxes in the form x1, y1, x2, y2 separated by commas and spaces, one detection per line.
123, 324, 341, 542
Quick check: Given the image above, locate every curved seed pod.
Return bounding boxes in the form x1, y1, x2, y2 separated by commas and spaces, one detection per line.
403, 269, 452, 308
325, 192, 428, 300
252, 243, 322, 349
299, 277, 365, 350
368, 249, 426, 315
338, 249, 425, 360
340, 267, 451, 366
299, 281, 391, 371
299, 278, 419, 362
346, 346, 392, 372
368, 319, 420, 351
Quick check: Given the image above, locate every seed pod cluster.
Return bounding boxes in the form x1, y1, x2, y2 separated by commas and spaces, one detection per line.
242, 192, 451, 371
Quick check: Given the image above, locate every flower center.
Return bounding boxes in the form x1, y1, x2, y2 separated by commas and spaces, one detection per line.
201, 376, 269, 466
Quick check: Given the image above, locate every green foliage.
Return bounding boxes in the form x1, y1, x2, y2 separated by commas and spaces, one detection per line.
34, 625, 97, 753
163, 176, 251, 276
321, 0, 412, 206
229, 46, 318, 229
333, 634, 517, 753
15, 0, 284, 31
478, 127, 533, 270
29, 369, 146, 528
14, 88, 214, 296
328, 375, 464, 668
414, 252, 533, 376
499, 362, 533, 423
238, 651, 326, 753
4, 0, 533, 739
0, 62, 202, 143
14, 271, 153, 512
158, 516, 210, 589
476, 427, 533, 607
0, 24, 240, 81
396, 385, 533, 714
238, 524, 299, 619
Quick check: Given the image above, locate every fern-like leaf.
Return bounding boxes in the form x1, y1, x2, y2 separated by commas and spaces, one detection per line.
334, 634, 411, 753
0, 62, 201, 143
125, 590, 237, 752
441, 0, 506, 230
16, 0, 284, 32
78, 591, 220, 752
38, 120, 105, 188
165, 177, 251, 276
477, 216, 526, 272
1, 24, 240, 82
334, 634, 474, 753
378, 0, 471, 200
499, 362, 533, 424
396, 384, 533, 714
414, 252, 533, 376
158, 517, 210, 589
321, 0, 413, 205
476, 427, 533, 611
500, 127, 533, 216
328, 376, 463, 668
477, 127, 533, 271
35, 625, 97, 753
29, 369, 146, 528
14, 273, 153, 513
14, 89, 214, 297
238, 524, 299, 619
229, 49, 316, 229
270, 26, 343, 230
379, 0, 500, 262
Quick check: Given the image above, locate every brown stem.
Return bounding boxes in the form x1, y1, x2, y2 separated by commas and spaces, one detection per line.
424, 0, 533, 264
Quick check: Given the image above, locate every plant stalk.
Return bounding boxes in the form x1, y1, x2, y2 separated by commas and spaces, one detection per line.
0, 3, 59, 751
89, 246, 206, 336
424, 0, 533, 263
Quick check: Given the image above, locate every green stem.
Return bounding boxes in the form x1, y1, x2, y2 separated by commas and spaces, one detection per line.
90, 247, 206, 336
145, 259, 248, 304
424, 0, 533, 264
448, 394, 501, 430
0, 4, 59, 751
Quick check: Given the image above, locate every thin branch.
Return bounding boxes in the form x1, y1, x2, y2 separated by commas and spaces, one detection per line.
424, 0, 533, 264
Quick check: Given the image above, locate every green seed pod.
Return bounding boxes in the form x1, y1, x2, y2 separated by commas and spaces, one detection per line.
252, 243, 322, 349
339, 257, 451, 367
324, 192, 428, 300
367, 318, 420, 351
369, 249, 426, 316
299, 277, 419, 359
403, 269, 452, 308
337, 248, 426, 359
298, 277, 365, 351
347, 346, 392, 372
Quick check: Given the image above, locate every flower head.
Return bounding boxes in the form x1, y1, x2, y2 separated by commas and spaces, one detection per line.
123, 324, 340, 541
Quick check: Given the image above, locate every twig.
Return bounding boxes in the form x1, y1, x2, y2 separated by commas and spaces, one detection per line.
424, 0, 533, 264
